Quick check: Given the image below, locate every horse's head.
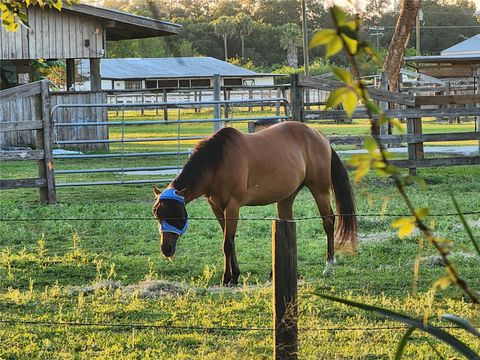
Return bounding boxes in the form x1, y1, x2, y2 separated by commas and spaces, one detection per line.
152, 186, 189, 258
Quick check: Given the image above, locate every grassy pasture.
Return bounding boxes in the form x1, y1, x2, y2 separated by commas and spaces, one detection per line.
0, 113, 479, 359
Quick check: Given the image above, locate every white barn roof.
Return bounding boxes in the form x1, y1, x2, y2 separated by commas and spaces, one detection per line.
441, 34, 480, 56
81, 57, 277, 79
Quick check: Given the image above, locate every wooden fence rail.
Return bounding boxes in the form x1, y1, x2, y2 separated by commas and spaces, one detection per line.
0, 80, 56, 204
291, 74, 480, 174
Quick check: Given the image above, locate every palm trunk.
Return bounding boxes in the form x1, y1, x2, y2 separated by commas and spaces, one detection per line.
223, 35, 228, 61
241, 35, 245, 62
382, 0, 420, 92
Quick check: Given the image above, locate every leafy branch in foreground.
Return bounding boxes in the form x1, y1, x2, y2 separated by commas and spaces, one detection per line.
314, 293, 479, 359
310, 5, 478, 359
310, 5, 478, 305
1, 0, 74, 32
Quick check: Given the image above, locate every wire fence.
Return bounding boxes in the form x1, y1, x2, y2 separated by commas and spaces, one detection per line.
0, 318, 463, 334
1, 210, 479, 223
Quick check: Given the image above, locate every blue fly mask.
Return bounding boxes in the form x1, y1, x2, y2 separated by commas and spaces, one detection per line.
157, 188, 189, 236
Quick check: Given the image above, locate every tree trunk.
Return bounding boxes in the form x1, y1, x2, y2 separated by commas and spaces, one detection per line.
241, 35, 245, 62
223, 35, 228, 61
382, 0, 420, 92
287, 44, 298, 68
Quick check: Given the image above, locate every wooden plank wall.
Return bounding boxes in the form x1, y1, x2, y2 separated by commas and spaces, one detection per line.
0, 94, 41, 148
1, 7, 103, 60
50, 92, 108, 151
1, 92, 108, 151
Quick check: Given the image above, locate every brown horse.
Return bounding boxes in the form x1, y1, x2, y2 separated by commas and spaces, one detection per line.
152, 121, 357, 285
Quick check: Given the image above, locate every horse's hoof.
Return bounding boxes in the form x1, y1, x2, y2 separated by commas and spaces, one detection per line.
227, 281, 238, 287
322, 261, 335, 277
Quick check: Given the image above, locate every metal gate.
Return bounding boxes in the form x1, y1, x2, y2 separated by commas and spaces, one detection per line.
51, 97, 289, 187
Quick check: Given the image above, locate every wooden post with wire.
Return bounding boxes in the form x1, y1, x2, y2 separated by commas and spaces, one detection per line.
272, 219, 298, 360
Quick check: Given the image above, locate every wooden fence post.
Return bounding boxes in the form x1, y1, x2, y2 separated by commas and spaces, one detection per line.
290, 74, 303, 121
276, 87, 281, 117
38, 80, 56, 204
272, 220, 298, 360
379, 72, 389, 136
406, 112, 424, 176
476, 71, 480, 151
163, 89, 168, 122
213, 74, 222, 132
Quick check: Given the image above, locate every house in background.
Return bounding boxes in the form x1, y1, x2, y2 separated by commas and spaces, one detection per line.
75, 57, 279, 91
405, 34, 480, 79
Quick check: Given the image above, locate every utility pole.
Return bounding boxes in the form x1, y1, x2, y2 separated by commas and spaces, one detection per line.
301, 0, 310, 109
301, 0, 309, 77
416, 8, 423, 56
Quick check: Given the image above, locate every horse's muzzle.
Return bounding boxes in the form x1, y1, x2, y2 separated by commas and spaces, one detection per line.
160, 232, 178, 258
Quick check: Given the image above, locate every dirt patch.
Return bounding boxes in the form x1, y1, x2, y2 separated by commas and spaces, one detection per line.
124, 280, 188, 298
421, 251, 478, 268
357, 232, 391, 243
68, 280, 121, 295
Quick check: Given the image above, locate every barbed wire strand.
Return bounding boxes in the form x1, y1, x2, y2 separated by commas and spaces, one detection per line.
0, 211, 479, 222
0, 319, 463, 333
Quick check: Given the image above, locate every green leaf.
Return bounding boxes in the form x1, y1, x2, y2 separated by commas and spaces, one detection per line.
434, 276, 451, 290
451, 194, 480, 258
313, 292, 479, 359
309, 29, 337, 48
415, 208, 429, 220
364, 137, 378, 155
365, 100, 380, 115
395, 327, 415, 360
441, 314, 480, 338
332, 67, 352, 84
391, 218, 415, 238
53, 0, 63, 11
326, 37, 343, 58
342, 89, 357, 117
341, 33, 358, 54
326, 88, 347, 109
331, 6, 348, 26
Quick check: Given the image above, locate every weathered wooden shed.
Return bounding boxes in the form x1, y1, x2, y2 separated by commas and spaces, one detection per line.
404, 35, 480, 79
0, 3, 180, 149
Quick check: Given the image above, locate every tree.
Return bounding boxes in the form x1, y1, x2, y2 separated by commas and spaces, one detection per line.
279, 23, 302, 68
382, 0, 421, 91
212, 16, 236, 61
1, 0, 67, 31
234, 13, 253, 61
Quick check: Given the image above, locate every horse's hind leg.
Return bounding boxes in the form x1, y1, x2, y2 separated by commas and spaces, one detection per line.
309, 189, 336, 276
223, 202, 240, 286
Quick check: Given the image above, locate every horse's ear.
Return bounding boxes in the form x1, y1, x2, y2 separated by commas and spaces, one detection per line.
176, 188, 186, 197
153, 185, 161, 197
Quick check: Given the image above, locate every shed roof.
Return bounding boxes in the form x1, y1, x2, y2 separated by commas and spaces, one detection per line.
82, 57, 277, 79
441, 34, 480, 56
64, 3, 181, 40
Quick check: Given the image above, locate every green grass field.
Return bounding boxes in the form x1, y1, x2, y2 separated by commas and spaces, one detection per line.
0, 113, 479, 359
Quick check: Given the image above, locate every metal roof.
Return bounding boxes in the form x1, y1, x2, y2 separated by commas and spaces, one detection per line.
441, 34, 480, 56
404, 54, 480, 63
64, 3, 181, 40
82, 57, 277, 79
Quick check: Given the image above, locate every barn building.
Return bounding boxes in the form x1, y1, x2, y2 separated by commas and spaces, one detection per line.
1, 3, 181, 91
1, 3, 181, 149
405, 34, 480, 80
75, 57, 278, 91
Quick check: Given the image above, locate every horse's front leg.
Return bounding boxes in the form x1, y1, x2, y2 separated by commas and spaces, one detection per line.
222, 203, 240, 286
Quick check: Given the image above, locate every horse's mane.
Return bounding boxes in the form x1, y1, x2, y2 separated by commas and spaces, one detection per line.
172, 127, 241, 191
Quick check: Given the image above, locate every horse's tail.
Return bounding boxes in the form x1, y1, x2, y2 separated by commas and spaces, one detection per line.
330, 148, 358, 249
